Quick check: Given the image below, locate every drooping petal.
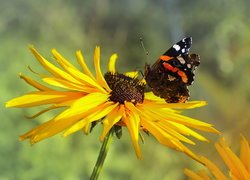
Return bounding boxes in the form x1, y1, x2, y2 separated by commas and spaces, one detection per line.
63, 102, 118, 136
141, 119, 183, 150
54, 92, 109, 121
123, 102, 141, 159
141, 104, 219, 133
140, 118, 201, 162
25, 105, 61, 119
167, 122, 209, 142
19, 73, 52, 91
20, 94, 109, 143
156, 121, 196, 145
137, 105, 209, 142
20, 116, 80, 143
127, 101, 200, 144
19, 118, 55, 142
100, 105, 125, 141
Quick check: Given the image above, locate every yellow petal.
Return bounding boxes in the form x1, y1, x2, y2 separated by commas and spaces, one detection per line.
140, 78, 146, 85
168, 113, 219, 134
240, 135, 250, 172
29, 47, 80, 84
132, 103, 201, 144
184, 168, 205, 180
25, 105, 61, 119
157, 121, 196, 145
100, 105, 125, 141
108, 53, 118, 74
20, 118, 54, 142
195, 170, 211, 180
63, 102, 118, 136
215, 138, 249, 179
83, 122, 91, 135
52, 49, 79, 72
20, 117, 78, 143
75, 50, 95, 80
19, 73, 52, 91
123, 102, 141, 159
54, 99, 79, 107
144, 92, 166, 102
200, 156, 227, 180
144, 92, 207, 109
167, 122, 209, 142
6, 91, 84, 108
140, 116, 201, 162
54, 92, 109, 121
141, 118, 183, 150
94, 46, 112, 92
124, 71, 138, 78
137, 104, 208, 142
42, 77, 98, 92
20, 95, 109, 143
52, 49, 106, 93
66, 66, 107, 94
142, 104, 219, 133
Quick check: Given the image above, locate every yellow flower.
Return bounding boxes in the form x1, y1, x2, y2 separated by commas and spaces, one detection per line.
6, 46, 219, 161
184, 135, 250, 180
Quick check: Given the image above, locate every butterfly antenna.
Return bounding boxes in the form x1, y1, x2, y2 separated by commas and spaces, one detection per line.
140, 37, 149, 56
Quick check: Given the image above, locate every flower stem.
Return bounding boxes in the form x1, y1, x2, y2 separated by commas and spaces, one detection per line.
90, 128, 114, 180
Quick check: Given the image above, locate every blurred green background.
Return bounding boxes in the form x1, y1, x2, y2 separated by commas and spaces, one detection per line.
1, 0, 250, 179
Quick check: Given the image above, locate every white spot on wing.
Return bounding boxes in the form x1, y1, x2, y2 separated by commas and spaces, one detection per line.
181, 48, 185, 53
177, 56, 185, 64
173, 44, 180, 51
187, 64, 191, 68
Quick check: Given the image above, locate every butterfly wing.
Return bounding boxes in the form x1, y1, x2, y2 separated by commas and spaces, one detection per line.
163, 37, 192, 57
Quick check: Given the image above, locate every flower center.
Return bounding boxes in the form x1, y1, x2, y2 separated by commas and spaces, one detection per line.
104, 72, 145, 104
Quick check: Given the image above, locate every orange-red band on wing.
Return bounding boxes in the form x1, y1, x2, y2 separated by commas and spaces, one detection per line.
160, 55, 172, 61
163, 63, 188, 83
177, 70, 188, 83
163, 63, 178, 72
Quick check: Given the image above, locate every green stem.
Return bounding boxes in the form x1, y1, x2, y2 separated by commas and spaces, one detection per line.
90, 128, 114, 180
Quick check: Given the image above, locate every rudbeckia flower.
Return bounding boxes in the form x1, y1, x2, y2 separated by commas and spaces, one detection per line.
6, 46, 219, 162
184, 135, 250, 180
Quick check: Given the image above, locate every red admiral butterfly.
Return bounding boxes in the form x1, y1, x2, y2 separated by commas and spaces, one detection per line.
145, 37, 200, 103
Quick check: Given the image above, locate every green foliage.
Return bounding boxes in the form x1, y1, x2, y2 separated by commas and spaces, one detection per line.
1, 0, 250, 179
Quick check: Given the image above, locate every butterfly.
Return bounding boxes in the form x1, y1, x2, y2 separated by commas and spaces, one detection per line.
144, 37, 200, 103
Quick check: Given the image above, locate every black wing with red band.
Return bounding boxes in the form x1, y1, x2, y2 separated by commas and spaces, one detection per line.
163, 37, 192, 57
144, 37, 200, 103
